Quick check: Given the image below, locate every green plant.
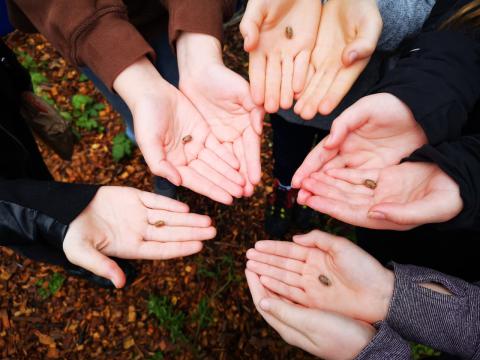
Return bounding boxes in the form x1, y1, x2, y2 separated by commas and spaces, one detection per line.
192, 297, 213, 332
147, 295, 186, 343
71, 95, 106, 131
148, 351, 164, 360
36, 272, 66, 299
411, 343, 441, 360
78, 73, 89, 82
112, 133, 133, 162
30, 72, 48, 90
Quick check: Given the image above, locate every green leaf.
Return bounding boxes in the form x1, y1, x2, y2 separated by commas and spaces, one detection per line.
78, 73, 89, 82
93, 103, 106, 111
112, 133, 133, 162
75, 115, 98, 131
72, 94, 93, 111
148, 352, 164, 360
60, 111, 73, 121
30, 72, 48, 88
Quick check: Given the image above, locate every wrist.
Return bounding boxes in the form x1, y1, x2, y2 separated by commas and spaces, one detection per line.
378, 269, 395, 321
113, 57, 171, 110
177, 32, 223, 80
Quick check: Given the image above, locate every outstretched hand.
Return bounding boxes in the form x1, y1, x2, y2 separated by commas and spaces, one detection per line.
63, 187, 216, 288
114, 57, 247, 205
294, 0, 382, 118
246, 268, 376, 359
247, 230, 394, 323
240, 0, 322, 112
301, 161, 463, 230
177, 33, 265, 196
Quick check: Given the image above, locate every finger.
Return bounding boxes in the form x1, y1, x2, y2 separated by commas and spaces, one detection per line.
310, 171, 374, 195
319, 61, 368, 115
292, 50, 311, 94
293, 230, 343, 253
242, 127, 262, 185
138, 190, 188, 212
246, 248, 305, 274
234, 139, 255, 196
249, 106, 265, 136
205, 135, 240, 169
146, 209, 211, 227
280, 56, 294, 110
302, 178, 372, 206
64, 242, 125, 288
189, 159, 244, 198
291, 141, 338, 188
259, 298, 314, 336
146, 158, 182, 187
198, 148, 245, 186
239, 0, 265, 51
247, 260, 303, 288
368, 192, 461, 226
326, 168, 380, 186
254, 241, 309, 261
324, 98, 370, 149
260, 275, 308, 305
265, 55, 282, 113
145, 225, 216, 242
342, 16, 381, 66
297, 189, 313, 205
321, 155, 348, 171
136, 241, 204, 260
249, 53, 267, 105
179, 166, 233, 205
293, 72, 320, 119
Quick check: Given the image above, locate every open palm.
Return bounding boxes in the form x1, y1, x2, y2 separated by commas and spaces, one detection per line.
246, 230, 394, 323
240, 0, 321, 112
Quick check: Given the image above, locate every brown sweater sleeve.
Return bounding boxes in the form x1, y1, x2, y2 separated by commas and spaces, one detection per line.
10, 0, 155, 90
163, 0, 236, 47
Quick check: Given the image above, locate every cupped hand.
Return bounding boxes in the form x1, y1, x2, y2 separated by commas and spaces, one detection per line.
246, 230, 394, 323
63, 187, 216, 288
292, 93, 428, 192
246, 269, 376, 360
300, 161, 463, 230
240, 0, 322, 112
114, 57, 246, 205
294, 0, 382, 119
177, 33, 265, 196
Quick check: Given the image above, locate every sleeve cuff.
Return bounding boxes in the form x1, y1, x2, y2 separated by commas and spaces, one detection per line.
355, 322, 411, 360
75, 10, 156, 90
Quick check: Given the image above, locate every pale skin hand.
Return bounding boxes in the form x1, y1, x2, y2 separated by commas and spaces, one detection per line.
63, 187, 216, 288
246, 230, 394, 324
294, 0, 382, 119
300, 162, 463, 230
177, 32, 265, 196
246, 269, 376, 360
292, 93, 428, 202
240, 0, 322, 112
113, 57, 246, 205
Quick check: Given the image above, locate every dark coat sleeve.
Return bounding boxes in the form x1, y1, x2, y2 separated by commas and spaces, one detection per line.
386, 263, 480, 359
405, 134, 480, 231
0, 179, 99, 251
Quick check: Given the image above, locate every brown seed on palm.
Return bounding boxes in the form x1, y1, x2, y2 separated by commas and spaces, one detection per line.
363, 179, 377, 190
318, 274, 331, 286
153, 220, 165, 227
285, 26, 293, 39
182, 135, 193, 144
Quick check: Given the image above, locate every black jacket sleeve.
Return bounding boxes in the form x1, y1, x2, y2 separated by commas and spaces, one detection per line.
405, 134, 480, 231
0, 179, 99, 250
371, 0, 480, 145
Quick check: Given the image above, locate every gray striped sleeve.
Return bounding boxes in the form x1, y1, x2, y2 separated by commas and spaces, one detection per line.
377, 0, 436, 51
355, 322, 412, 360
386, 263, 480, 359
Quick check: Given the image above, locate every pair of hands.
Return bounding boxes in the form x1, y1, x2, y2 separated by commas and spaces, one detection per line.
292, 93, 463, 230
113, 33, 264, 206
246, 230, 390, 359
240, 0, 382, 117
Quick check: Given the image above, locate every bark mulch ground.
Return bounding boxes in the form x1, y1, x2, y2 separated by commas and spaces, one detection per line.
0, 27, 348, 360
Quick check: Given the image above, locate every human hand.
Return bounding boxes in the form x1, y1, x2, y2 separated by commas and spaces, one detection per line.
292, 93, 428, 193
294, 0, 382, 119
246, 269, 376, 359
240, 0, 322, 112
63, 187, 216, 288
177, 33, 265, 196
247, 230, 394, 323
300, 161, 463, 230
114, 57, 246, 204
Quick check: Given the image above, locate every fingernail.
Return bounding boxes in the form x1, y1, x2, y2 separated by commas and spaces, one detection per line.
348, 51, 358, 64
368, 211, 386, 220
259, 299, 271, 311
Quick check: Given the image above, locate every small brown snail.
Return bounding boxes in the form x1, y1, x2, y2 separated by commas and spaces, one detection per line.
182, 135, 193, 144
363, 179, 377, 190
285, 26, 293, 39
318, 274, 332, 287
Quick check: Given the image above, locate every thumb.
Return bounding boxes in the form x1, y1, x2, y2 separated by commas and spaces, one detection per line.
140, 141, 182, 186
341, 16, 382, 66
293, 230, 340, 252
64, 242, 126, 288
368, 195, 456, 227
259, 298, 311, 335
239, 0, 265, 52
